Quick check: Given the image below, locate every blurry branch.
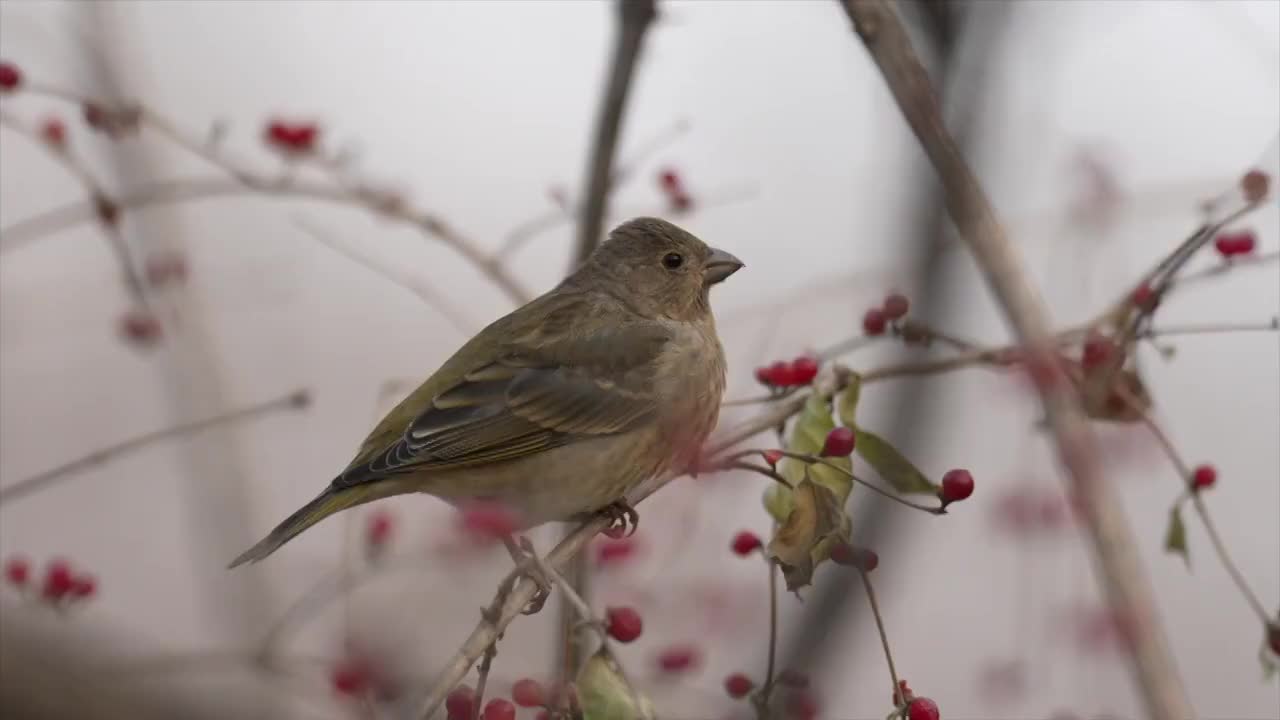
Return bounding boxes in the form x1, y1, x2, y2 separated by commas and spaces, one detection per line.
0, 389, 309, 507
1, 83, 533, 305
837, 1, 1195, 718
0, 108, 147, 304
293, 218, 480, 336
572, 0, 657, 261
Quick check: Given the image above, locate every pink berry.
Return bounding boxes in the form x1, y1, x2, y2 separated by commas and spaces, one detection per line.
1081, 333, 1114, 370
595, 537, 637, 567
863, 308, 888, 336
605, 606, 643, 643
786, 692, 819, 720
656, 645, 700, 674
820, 426, 856, 457
669, 192, 694, 213
481, 698, 516, 720
791, 356, 819, 385
832, 544, 878, 572
1191, 464, 1216, 490
331, 662, 369, 696
42, 560, 74, 600
41, 117, 67, 148
457, 501, 520, 543
724, 673, 754, 698
1131, 283, 1159, 312
762, 449, 784, 467
118, 309, 163, 347
0, 61, 21, 91
5, 557, 29, 587
731, 530, 763, 556
658, 168, 682, 190
511, 678, 546, 708
882, 293, 910, 320
366, 509, 394, 548
941, 468, 975, 503
907, 697, 940, 720
143, 252, 189, 288
69, 574, 96, 599
445, 685, 475, 719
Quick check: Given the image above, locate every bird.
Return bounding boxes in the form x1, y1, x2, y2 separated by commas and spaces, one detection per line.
229, 217, 743, 568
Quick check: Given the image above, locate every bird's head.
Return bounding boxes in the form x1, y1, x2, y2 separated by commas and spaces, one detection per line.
577, 217, 744, 320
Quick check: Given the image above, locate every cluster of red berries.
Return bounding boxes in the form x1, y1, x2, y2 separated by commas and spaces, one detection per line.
5, 556, 97, 604
0, 60, 21, 91
1214, 230, 1258, 259
446, 679, 570, 720
657, 168, 694, 213
863, 292, 911, 336
754, 355, 820, 389
264, 119, 320, 155
831, 544, 878, 572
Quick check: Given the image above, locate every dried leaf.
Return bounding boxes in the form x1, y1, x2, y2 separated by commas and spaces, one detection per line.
767, 476, 849, 591
577, 646, 655, 720
1163, 503, 1189, 567
853, 428, 939, 495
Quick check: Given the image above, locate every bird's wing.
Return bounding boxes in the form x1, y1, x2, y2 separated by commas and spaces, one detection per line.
334, 313, 671, 486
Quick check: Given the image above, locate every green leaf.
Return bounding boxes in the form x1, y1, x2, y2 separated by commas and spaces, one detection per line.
577, 646, 655, 720
837, 373, 863, 428
766, 475, 849, 592
1163, 503, 1189, 567
853, 428, 939, 495
763, 483, 793, 526
780, 393, 853, 503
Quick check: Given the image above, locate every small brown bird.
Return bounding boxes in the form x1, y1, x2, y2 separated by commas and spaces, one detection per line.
229, 217, 742, 567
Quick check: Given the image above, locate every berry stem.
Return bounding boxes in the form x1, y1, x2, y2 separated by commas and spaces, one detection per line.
754, 560, 781, 717
0, 389, 309, 506
470, 642, 498, 720
858, 568, 904, 717
773, 451, 946, 515
1143, 318, 1279, 339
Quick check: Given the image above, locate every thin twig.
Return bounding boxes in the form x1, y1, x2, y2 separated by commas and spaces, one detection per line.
837, 2, 1193, 717
754, 561, 781, 716
571, 0, 657, 261
858, 569, 903, 716
470, 644, 498, 720
1144, 318, 1279, 339
0, 389, 308, 506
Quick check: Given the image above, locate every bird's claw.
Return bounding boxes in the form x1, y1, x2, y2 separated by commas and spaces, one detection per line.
502, 535, 553, 615
597, 500, 639, 539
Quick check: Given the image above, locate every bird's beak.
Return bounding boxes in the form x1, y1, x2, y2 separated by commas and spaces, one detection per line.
703, 247, 744, 285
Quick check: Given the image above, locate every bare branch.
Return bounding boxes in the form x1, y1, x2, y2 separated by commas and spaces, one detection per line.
837, 2, 1193, 717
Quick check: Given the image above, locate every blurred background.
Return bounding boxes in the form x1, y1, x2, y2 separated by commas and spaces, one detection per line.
1, 1, 1278, 719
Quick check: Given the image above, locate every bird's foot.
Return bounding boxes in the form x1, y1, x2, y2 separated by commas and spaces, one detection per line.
597, 499, 639, 539
502, 535, 552, 615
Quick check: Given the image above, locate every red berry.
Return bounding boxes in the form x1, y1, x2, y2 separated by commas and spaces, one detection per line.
481, 698, 516, 720
882, 293, 910, 320
264, 120, 320, 154
941, 468, 975, 503
768, 361, 798, 387
656, 645, 700, 673
41, 117, 67, 148
457, 501, 520, 543
1267, 623, 1280, 656
907, 697, 940, 720
658, 168, 682, 190
511, 678, 546, 708
791, 356, 819, 385
42, 560, 74, 600
1081, 333, 1114, 370
446, 685, 475, 718
1191, 464, 1216, 490
762, 449, 784, 467
1131, 283, 1159, 312
832, 544, 877, 572
0, 61, 21, 91
595, 537, 637, 567
331, 662, 369, 696
118, 309, 163, 347
5, 557, 29, 587
863, 308, 888, 336
724, 673, 754, 698
786, 692, 819, 720
755, 366, 774, 386
366, 509, 394, 548
69, 574, 96, 599
820, 426, 856, 457
1242, 169, 1270, 204
731, 530, 763, 556
605, 606, 643, 643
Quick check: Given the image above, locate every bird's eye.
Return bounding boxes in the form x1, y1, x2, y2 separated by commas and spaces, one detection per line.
662, 252, 684, 269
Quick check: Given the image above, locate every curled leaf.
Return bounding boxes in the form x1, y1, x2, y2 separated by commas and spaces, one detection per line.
836, 373, 863, 428
1163, 503, 1189, 567
767, 475, 849, 591
853, 428, 939, 495
763, 483, 793, 525
577, 646, 655, 720
780, 393, 853, 502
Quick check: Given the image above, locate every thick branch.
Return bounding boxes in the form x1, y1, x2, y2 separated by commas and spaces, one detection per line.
838, 2, 1193, 718
572, 0, 657, 261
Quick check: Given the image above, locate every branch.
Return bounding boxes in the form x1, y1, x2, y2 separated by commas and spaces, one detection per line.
571, 0, 657, 261
837, 2, 1193, 718
0, 389, 309, 507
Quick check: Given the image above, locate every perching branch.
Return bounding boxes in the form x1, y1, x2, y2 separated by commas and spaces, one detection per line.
0, 389, 309, 507
837, 2, 1194, 718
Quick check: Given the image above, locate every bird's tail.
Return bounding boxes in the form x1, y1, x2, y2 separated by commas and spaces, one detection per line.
227, 483, 384, 569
